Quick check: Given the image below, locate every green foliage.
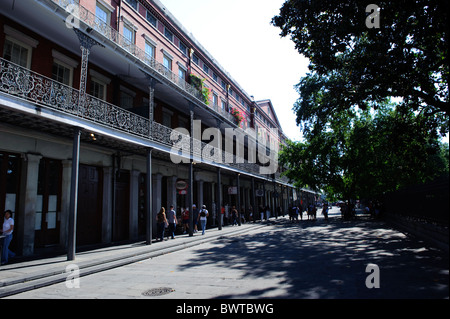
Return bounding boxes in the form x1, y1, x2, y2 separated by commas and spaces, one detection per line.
272, 0, 449, 121
274, 0, 449, 200
190, 74, 210, 105
279, 105, 449, 200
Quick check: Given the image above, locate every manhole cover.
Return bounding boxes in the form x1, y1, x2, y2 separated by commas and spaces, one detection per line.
142, 287, 175, 297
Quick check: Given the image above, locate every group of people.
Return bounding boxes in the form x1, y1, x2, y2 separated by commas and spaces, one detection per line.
155, 203, 263, 242
288, 203, 330, 222
220, 205, 244, 226
156, 204, 209, 241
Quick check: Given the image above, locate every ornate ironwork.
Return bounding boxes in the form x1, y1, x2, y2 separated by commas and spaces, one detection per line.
0, 58, 149, 137
52, 0, 204, 103
73, 29, 103, 110
0, 58, 284, 181
50, 0, 241, 126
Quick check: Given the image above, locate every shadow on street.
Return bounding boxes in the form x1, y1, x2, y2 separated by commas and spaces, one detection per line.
175, 216, 449, 299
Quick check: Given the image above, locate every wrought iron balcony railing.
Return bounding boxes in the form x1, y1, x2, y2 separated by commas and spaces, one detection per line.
0, 58, 150, 137
50, 0, 237, 125
0, 58, 288, 182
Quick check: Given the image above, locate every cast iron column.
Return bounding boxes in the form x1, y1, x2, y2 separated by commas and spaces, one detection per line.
67, 127, 82, 261
217, 167, 222, 230
146, 148, 153, 245
188, 109, 194, 236
237, 173, 241, 226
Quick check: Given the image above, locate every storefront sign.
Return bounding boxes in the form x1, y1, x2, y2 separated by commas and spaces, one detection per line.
176, 180, 188, 190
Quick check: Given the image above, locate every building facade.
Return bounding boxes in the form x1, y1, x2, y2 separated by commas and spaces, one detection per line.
0, 0, 314, 258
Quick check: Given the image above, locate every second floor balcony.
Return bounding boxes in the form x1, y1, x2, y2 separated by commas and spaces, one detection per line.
48, 0, 239, 126
0, 57, 288, 183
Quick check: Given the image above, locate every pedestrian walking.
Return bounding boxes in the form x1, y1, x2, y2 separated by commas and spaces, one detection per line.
166, 205, 177, 239
224, 204, 229, 225
308, 204, 314, 220
156, 207, 167, 241
240, 206, 246, 223
265, 205, 271, 220
1, 210, 15, 264
248, 205, 253, 223
231, 206, 238, 226
192, 204, 199, 233
220, 205, 225, 228
290, 205, 299, 223
181, 207, 189, 234
198, 205, 209, 235
259, 205, 264, 221
322, 203, 329, 221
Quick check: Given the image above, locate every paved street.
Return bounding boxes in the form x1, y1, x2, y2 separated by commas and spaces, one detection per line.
5, 208, 449, 299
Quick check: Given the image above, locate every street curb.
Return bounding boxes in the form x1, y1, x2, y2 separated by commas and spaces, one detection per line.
0, 223, 267, 298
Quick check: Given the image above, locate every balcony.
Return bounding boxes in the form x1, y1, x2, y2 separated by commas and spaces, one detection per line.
49, 0, 238, 126
0, 57, 288, 182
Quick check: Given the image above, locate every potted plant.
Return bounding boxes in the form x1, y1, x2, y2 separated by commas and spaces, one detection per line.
231, 107, 244, 126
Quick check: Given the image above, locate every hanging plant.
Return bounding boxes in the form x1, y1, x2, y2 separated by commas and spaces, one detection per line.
189, 74, 210, 105
202, 86, 211, 105
189, 74, 203, 91
231, 107, 244, 126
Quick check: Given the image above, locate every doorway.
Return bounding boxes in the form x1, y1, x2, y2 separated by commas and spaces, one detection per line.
34, 158, 62, 248
77, 164, 103, 246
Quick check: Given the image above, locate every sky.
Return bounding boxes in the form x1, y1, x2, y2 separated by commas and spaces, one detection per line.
159, 0, 310, 142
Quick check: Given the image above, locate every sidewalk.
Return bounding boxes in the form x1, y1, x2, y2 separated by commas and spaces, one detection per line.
0, 222, 267, 298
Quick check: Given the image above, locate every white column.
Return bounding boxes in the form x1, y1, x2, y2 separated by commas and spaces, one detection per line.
152, 173, 162, 237
197, 180, 204, 207
167, 176, 177, 211
20, 154, 42, 256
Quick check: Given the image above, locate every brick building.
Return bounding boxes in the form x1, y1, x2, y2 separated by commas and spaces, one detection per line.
0, 0, 315, 259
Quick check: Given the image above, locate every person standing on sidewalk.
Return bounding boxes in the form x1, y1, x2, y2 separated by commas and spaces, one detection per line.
220, 205, 225, 228
322, 203, 329, 221
197, 205, 209, 235
181, 207, 189, 234
166, 205, 177, 239
1, 210, 15, 264
259, 205, 264, 221
192, 204, 199, 233
156, 207, 167, 242
231, 206, 238, 226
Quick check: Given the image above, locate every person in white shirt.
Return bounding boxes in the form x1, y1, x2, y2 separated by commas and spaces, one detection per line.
197, 205, 209, 235
1, 210, 15, 264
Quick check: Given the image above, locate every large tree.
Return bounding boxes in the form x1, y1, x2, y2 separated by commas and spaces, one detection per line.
272, 0, 449, 129
279, 105, 449, 201
273, 0, 449, 200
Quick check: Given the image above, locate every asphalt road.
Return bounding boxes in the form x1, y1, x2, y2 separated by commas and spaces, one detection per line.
6, 208, 449, 300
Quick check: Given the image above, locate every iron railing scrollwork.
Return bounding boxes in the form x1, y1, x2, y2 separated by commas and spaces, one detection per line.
0, 57, 289, 182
